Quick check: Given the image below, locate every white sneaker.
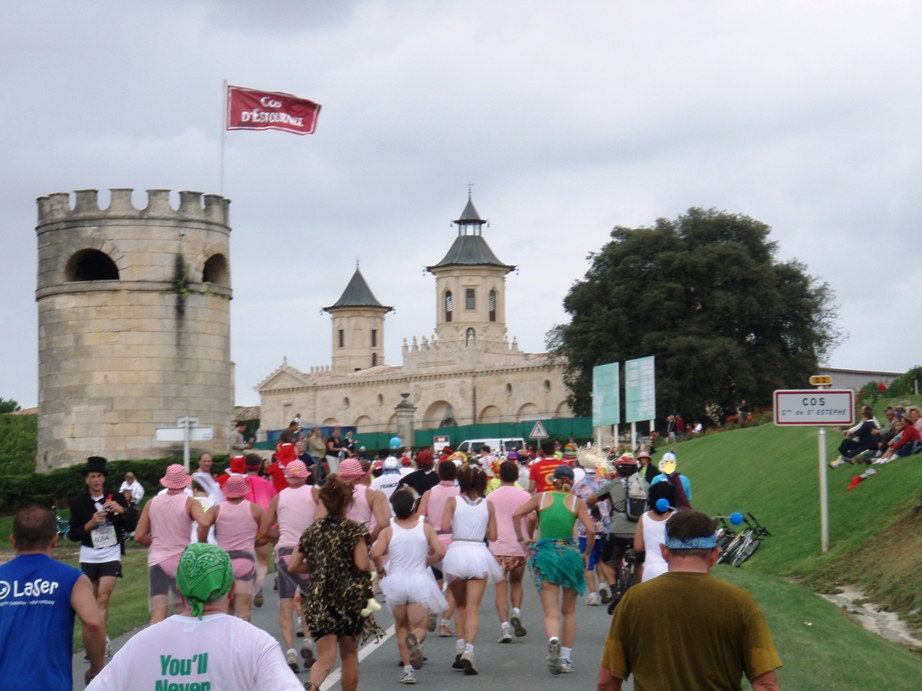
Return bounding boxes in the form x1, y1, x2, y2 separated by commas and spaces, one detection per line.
399, 667, 417, 684
301, 638, 316, 667
547, 639, 561, 675
598, 583, 612, 604
499, 622, 513, 643
286, 648, 298, 672
559, 658, 574, 674
586, 592, 601, 606
105, 636, 112, 659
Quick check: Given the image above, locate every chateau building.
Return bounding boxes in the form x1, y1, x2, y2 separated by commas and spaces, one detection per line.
256, 195, 572, 437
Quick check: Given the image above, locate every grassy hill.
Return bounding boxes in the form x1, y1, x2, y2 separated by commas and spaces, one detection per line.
667, 396, 922, 593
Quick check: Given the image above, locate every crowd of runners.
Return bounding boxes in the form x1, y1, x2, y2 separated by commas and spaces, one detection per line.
0, 427, 782, 690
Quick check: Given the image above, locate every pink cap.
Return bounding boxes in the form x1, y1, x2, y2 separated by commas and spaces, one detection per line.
338, 458, 368, 480
285, 460, 309, 478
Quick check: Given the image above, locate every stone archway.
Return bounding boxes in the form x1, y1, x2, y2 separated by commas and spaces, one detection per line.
555, 401, 572, 417
516, 403, 540, 422
354, 415, 373, 432
423, 400, 455, 429
479, 405, 502, 423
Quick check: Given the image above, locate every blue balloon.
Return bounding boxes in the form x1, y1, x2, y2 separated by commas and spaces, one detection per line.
389, 436, 402, 448
655, 498, 670, 513
730, 512, 743, 526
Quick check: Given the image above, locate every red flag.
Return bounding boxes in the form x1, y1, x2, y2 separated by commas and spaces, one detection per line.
226, 85, 321, 135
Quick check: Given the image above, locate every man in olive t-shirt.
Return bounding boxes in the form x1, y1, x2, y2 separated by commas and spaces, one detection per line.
597, 510, 782, 691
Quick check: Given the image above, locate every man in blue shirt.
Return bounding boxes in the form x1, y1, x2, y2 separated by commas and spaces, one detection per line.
0, 504, 107, 688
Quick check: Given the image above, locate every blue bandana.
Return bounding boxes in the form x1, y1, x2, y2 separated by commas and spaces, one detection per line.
664, 533, 718, 550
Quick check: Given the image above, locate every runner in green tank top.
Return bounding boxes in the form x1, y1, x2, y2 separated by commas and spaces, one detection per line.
513, 456, 596, 676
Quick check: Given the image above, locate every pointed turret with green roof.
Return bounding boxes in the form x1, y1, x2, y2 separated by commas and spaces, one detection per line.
324, 264, 392, 372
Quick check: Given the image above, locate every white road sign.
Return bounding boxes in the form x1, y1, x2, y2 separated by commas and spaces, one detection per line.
529, 421, 549, 439
155, 426, 215, 442
773, 389, 854, 426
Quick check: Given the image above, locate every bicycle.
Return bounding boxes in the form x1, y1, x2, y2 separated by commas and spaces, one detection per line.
714, 516, 737, 552
55, 511, 70, 539
607, 547, 639, 614
717, 514, 771, 567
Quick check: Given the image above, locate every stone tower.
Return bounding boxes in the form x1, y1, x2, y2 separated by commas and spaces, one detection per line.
323, 266, 392, 373
427, 194, 514, 345
35, 188, 234, 470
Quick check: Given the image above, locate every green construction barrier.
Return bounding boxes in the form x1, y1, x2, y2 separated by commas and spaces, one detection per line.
352, 417, 593, 451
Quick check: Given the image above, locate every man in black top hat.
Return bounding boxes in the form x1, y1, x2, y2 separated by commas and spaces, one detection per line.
69, 456, 137, 657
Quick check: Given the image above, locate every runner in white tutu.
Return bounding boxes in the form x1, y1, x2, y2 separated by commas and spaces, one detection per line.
372, 488, 447, 685
440, 464, 503, 675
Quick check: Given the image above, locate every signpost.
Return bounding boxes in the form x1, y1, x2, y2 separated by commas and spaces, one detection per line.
625, 356, 656, 451
774, 386, 854, 552
154, 416, 214, 471
592, 362, 620, 449
529, 421, 549, 440
433, 435, 451, 456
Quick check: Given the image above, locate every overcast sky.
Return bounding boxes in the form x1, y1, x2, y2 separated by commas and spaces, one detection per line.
2, 1, 920, 409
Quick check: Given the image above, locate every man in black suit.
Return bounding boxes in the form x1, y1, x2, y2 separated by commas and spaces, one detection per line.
69, 456, 137, 657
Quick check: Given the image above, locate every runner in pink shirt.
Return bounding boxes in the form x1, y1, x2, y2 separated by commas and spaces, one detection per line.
487, 460, 532, 642
244, 454, 277, 608
418, 459, 461, 637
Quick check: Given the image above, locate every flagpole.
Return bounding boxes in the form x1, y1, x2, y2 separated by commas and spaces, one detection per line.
220, 79, 227, 196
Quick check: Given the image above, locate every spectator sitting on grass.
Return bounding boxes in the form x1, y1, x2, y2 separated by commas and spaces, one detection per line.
909, 406, 922, 434
874, 416, 922, 464
830, 407, 880, 468
871, 407, 898, 457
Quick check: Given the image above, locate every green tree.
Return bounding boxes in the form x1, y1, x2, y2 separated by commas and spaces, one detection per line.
0, 398, 21, 414
548, 208, 840, 425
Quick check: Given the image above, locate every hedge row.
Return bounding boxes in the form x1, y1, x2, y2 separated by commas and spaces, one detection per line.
0, 456, 230, 515
0, 414, 38, 476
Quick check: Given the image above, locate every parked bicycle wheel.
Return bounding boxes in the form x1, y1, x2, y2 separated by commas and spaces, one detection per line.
733, 538, 761, 567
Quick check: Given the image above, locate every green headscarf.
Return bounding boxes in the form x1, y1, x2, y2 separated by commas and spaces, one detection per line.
176, 543, 234, 619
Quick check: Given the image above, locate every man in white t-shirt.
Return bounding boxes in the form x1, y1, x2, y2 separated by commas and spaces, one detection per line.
370, 457, 404, 501
87, 543, 302, 691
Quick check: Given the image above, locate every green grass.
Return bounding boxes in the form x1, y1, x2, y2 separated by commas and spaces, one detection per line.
716, 568, 922, 690
651, 395, 922, 643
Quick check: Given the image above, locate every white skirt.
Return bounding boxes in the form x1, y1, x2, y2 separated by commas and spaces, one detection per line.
379, 570, 449, 614
442, 540, 504, 584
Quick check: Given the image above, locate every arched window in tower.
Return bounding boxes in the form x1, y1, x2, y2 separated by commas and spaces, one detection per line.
372, 353, 377, 367
445, 291, 453, 322
64, 249, 119, 282
489, 290, 496, 322
466, 328, 475, 345
465, 288, 475, 310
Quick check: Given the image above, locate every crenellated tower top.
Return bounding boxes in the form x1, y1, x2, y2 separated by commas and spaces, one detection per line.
36, 189, 230, 228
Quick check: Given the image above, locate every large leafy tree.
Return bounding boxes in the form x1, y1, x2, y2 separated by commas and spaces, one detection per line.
548, 208, 840, 425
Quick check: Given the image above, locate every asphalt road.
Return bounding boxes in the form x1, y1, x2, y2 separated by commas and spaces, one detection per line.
73, 576, 633, 690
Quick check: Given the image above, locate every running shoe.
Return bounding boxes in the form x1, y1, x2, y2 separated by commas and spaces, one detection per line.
559, 658, 574, 674
460, 650, 478, 675
407, 633, 424, 670
586, 592, 601, 606
439, 622, 454, 637
286, 648, 299, 673
452, 653, 466, 669
547, 639, 562, 675
105, 636, 112, 659
301, 639, 316, 668
399, 667, 417, 684
498, 623, 513, 643
428, 612, 438, 632
510, 613, 527, 637
598, 583, 612, 604
253, 590, 264, 607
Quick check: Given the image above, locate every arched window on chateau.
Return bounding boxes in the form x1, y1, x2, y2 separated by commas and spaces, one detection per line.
466, 328, 475, 345
489, 290, 496, 322
372, 353, 377, 367
445, 291, 453, 322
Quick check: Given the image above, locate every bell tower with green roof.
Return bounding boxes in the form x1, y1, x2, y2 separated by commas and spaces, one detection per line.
426, 193, 515, 346
323, 264, 392, 373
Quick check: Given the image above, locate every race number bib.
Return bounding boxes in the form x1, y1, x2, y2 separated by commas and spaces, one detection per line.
92, 521, 118, 550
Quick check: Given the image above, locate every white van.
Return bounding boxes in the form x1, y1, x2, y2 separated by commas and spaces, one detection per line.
456, 438, 526, 456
